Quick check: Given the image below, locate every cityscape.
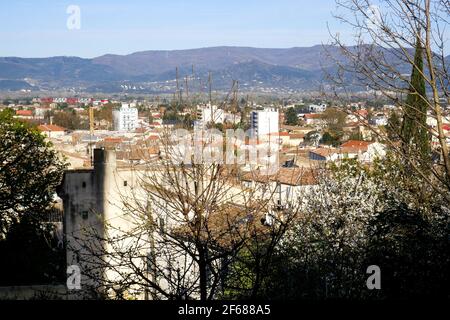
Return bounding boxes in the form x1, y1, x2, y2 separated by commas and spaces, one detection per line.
0, 0, 449, 313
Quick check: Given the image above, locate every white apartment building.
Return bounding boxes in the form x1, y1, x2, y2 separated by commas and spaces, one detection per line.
113, 103, 139, 132
250, 108, 279, 138
195, 104, 224, 128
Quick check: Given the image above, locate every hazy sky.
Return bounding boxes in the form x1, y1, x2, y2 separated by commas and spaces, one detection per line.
0, 0, 348, 58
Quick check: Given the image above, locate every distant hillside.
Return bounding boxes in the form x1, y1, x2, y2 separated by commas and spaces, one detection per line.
0, 46, 447, 93
92, 46, 337, 76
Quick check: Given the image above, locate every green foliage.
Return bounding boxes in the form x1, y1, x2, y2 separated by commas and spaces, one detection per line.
321, 107, 347, 136
400, 37, 431, 163
221, 249, 255, 299
163, 110, 182, 122
95, 102, 116, 124
285, 107, 299, 125
320, 131, 340, 146
225, 155, 450, 300
304, 130, 321, 145
56, 103, 69, 110
52, 110, 89, 130
0, 214, 65, 285
348, 131, 363, 141
206, 122, 224, 132
182, 113, 194, 129
0, 110, 67, 285
386, 110, 401, 142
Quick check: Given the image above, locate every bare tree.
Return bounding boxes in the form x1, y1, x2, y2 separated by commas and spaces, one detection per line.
325, 0, 450, 193
68, 129, 301, 300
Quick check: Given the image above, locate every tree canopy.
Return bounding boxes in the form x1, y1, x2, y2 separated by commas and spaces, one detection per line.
0, 108, 66, 235
0, 109, 67, 285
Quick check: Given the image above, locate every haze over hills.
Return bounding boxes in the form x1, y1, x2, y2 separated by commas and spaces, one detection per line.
0, 45, 447, 94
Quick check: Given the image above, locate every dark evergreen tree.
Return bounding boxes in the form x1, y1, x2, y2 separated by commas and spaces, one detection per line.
285, 107, 299, 125
401, 36, 430, 162
386, 111, 401, 142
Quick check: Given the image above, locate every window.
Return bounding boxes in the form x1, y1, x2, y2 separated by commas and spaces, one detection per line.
81, 211, 88, 220
123, 180, 128, 187
82, 181, 86, 188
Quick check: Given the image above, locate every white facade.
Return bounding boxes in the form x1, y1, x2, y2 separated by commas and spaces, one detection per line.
113, 103, 138, 132
195, 104, 224, 128
58, 149, 258, 299
38, 124, 66, 139
308, 103, 327, 113
370, 115, 388, 126
360, 142, 387, 162
250, 108, 279, 138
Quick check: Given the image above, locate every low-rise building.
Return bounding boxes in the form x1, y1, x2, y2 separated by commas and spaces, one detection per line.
303, 113, 324, 126
309, 140, 385, 163
38, 124, 66, 139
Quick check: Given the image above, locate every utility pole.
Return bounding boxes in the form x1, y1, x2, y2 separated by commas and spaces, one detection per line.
208, 72, 213, 125
208, 71, 212, 105
176, 67, 182, 106
233, 80, 239, 124
191, 64, 195, 94
185, 76, 189, 103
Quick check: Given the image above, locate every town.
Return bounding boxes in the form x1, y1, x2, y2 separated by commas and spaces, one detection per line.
6, 95, 450, 170
0, 0, 449, 310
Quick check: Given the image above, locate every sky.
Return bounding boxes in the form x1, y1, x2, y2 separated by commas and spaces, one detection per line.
0, 0, 349, 58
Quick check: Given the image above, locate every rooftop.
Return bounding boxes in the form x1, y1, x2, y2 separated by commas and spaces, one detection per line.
38, 124, 66, 132
241, 167, 317, 186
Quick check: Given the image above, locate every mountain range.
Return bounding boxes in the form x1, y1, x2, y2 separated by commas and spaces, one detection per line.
0, 46, 447, 94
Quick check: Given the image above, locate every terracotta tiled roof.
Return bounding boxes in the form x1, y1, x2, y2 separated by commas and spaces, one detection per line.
16, 110, 33, 116
37, 124, 66, 132
309, 148, 339, 158
310, 144, 370, 159
135, 127, 147, 133
355, 109, 369, 117
340, 140, 371, 150
289, 133, 305, 139
104, 137, 123, 143
242, 167, 317, 186
173, 202, 270, 249
304, 113, 322, 119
